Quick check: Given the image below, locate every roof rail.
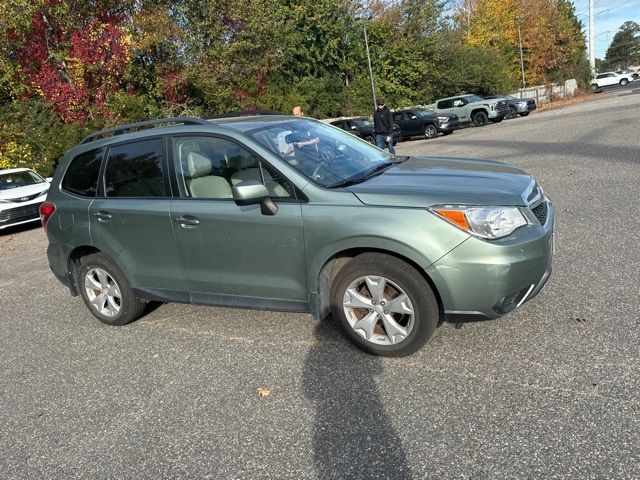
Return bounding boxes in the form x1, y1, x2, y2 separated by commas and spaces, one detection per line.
80, 116, 210, 144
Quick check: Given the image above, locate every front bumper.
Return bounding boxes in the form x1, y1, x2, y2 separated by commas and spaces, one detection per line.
513, 102, 536, 113
428, 202, 554, 321
0, 200, 45, 230
438, 119, 460, 132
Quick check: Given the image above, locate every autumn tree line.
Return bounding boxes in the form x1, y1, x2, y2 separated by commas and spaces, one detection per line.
1, 0, 590, 175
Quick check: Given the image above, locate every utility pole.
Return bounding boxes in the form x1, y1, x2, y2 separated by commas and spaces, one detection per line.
517, 18, 526, 89
589, 0, 596, 73
364, 25, 377, 110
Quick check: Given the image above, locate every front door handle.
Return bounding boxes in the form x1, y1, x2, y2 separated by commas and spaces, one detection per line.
175, 215, 200, 228
93, 210, 112, 222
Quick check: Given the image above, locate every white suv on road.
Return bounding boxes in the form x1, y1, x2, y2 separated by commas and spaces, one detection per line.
591, 71, 635, 88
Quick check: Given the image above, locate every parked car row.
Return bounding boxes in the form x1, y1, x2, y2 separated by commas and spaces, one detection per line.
326, 92, 536, 143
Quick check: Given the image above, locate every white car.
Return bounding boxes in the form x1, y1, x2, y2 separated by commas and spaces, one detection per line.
0, 168, 51, 230
591, 71, 635, 87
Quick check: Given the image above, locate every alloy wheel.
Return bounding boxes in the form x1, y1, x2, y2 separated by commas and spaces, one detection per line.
342, 275, 415, 345
84, 268, 122, 317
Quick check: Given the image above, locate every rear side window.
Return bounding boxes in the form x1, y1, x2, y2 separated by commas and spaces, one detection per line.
105, 139, 165, 197
437, 99, 452, 109
61, 148, 104, 197
393, 113, 403, 122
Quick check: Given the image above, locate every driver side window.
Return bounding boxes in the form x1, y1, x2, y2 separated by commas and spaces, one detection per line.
172, 136, 295, 200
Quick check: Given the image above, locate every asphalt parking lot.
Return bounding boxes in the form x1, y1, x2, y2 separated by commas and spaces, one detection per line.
1, 87, 639, 479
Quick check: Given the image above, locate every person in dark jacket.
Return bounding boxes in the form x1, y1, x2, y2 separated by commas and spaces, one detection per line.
373, 98, 395, 154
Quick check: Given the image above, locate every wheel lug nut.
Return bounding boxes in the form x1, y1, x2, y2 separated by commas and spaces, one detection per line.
372, 301, 376, 305
384, 310, 389, 314
369, 309, 374, 313
381, 301, 385, 306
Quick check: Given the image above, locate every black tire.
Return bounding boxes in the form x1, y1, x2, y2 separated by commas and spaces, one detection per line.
507, 106, 518, 119
78, 252, 145, 326
441, 130, 454, 136
519, 111, 530, 117
620, 78, 629, 86
472, 111, 489, 127
364, 135, 375, 145
330, 253, 439, 357
424, 124, 438, 140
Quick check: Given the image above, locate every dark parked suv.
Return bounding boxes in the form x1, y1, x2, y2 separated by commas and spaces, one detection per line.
484, 95, 536, 119
42, 116, 553, 356
392, 108, 459, 140
328, 117, 401, 145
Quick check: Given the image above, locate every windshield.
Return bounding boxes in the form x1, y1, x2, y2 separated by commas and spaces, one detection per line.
414, 109, 435, 117
0, 171, 44, 191
244, 119, 393, 187
353, 118, 373, 127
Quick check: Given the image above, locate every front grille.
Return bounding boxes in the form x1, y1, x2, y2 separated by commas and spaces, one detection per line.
495, 101, 509, 113
0, 203, 42, 223
532, 201, 548, 225
3, 191, 45, 202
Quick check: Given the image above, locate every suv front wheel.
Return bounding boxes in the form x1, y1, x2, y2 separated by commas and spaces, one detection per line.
424, 124, 438, 140
78, 252, 146, 326
330, 253, 439, 356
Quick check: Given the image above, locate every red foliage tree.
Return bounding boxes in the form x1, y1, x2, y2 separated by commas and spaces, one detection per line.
15, 8, 132, 123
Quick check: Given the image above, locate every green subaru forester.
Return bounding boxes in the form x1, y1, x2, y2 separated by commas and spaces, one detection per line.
42, 116, 553, 356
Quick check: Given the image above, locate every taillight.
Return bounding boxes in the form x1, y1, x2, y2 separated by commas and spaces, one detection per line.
39, 202, 56, 229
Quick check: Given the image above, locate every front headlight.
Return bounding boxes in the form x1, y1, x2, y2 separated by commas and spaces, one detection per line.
430, 205, 527, 239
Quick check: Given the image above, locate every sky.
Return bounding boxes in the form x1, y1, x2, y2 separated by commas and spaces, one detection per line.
571, 0, 640, 59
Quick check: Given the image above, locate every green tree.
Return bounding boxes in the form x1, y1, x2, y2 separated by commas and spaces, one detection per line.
604, 21, 640, 70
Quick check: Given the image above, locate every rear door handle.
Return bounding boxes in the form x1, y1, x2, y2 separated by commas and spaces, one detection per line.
93, 210, 112, 221
175, 215, 200, 228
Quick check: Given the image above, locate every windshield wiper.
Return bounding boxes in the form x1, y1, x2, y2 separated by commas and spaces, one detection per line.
390, 155, 409, 163
326, 161, 395, 189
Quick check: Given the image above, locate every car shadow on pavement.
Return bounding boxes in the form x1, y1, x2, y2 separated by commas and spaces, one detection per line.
0, 221, 42, 236
302, 319, 412, 480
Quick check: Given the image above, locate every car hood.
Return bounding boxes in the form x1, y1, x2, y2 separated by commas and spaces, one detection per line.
0, 182, 49, 202
346, 157, 533, 207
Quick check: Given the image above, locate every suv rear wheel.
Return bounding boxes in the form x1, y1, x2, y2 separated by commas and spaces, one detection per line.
364, 135, 375, 145
330, 253, 439, 357
424, 124, 438, 140
620, 78, 629, 86
472, 111, 489, 127
507, 107, 518, 119
78, 252, 145, 326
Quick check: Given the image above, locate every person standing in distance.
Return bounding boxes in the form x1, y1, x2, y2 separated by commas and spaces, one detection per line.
292, 106, 304, 117
373, 99, 395, 154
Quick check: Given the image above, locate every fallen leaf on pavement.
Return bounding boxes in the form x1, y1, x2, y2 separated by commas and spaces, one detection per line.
257, 387, 271, 397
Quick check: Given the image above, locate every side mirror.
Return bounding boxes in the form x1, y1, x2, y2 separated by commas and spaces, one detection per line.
232, 180, 278, 216
411, 115, 418, 120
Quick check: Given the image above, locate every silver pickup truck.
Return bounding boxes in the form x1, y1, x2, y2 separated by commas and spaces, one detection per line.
433, 94, 509, 127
